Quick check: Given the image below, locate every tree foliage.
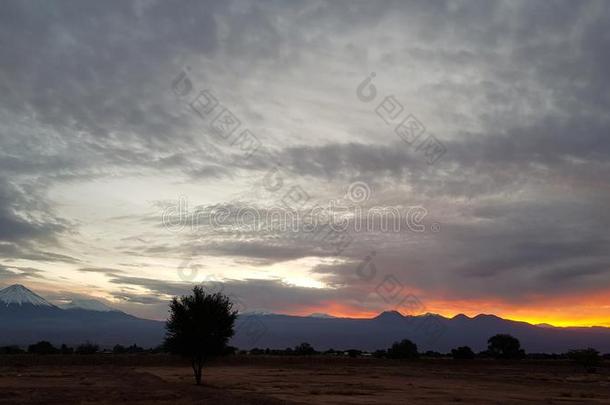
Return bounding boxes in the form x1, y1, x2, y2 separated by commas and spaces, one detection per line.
487, 334, 525, 359
59, 344, 74, 354
568, 348, 601, 372
293, 342, 316, 355
165, 286, 237, 385
28, 341, 58, 355
113, 344, 145, 354
387, 339, 419, 359
451, 346, 475, 359
0, 345, 24, 355
75, 342, 99, 355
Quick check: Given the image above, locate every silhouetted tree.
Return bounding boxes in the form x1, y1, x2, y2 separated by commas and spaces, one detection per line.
126, 344, 144, 353
373, 349, 387, 358
0, 345, 24, 354
451, 346, 475, 359
165, 287, 237, 385
567, 348, 601, 373
150, 345, 166, 354
60, 344, 74, 354
293, 342, 316, 355
75, 342, 99, 355
28, 341, 58, 355
387, 339, 418, 359
223, 345, 237, 356
113, 344, 126, 354
487, 334, 524, 359
346, 349, 362, 358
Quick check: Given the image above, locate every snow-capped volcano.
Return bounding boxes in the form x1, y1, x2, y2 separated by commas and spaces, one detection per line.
60, 299, 116, 312
0, 284, 163, 347
0, 284, 54, 307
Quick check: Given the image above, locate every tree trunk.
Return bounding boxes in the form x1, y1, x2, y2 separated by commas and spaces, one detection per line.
192, 357, 203, 385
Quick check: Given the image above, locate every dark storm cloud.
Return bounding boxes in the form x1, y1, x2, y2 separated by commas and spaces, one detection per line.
154, 240, 325, 264
108, 275, 193, 297
0, 0, 233, 263
155, 0, 610, 307
106, 274, 376, 315
0, 178, 75, 263
0, 264, 46, 283
130, 236, 337, 266
0, 179, 66, 243
265, 114, 610, 198
0, 0, 237, 193
0, 0, 219, 137
0, 0, 609, 316
0, 243, 80, 263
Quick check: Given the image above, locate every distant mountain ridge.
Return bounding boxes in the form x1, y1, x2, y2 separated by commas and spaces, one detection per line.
232, 311, 610, 353
60, 299, 117, 312
307, 313, 336, 319
1, 285, 610, 352
0, 285, 164, 347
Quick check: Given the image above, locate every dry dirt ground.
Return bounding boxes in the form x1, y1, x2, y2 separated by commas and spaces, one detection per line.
0, 356, 609, 404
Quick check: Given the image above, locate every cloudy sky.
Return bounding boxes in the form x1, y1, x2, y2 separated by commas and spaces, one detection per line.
1, 0, 609, 326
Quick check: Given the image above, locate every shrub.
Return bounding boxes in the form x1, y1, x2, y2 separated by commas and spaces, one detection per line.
387, 339, 418, 359
28, 341, 58, 355
0, 345, 24, 354
60, 344, 74, 354
487, 334, 525, 359
75, 342, 99, 355
567, 348, 601, 372
451, 346, 475, 359
125, 344, 144, 353
293, 342, 316, 355
113, 344, 127, 354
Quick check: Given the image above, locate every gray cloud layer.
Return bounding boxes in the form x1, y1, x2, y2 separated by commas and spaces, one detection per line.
0, 0, 609, 319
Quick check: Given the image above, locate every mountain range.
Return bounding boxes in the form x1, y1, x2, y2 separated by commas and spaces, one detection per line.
0, 285, 164, 348
1, 285, 609, 353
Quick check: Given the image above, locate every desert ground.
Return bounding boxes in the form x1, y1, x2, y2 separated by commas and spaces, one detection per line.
1, 356, 609, 404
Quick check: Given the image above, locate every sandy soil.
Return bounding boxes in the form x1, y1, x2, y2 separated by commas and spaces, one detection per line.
1, 356, 609, 404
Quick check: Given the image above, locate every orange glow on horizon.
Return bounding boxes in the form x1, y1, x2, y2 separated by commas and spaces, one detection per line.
289, 291, 610, 328
4, 280, 609, 327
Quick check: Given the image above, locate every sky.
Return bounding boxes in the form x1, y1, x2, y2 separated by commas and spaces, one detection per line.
1, 0, 609, 326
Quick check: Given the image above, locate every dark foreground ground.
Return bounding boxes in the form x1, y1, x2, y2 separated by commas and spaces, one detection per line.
1, 355, 609, 404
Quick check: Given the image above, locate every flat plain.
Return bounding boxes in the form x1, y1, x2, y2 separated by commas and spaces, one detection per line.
1, 355, 609, 404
